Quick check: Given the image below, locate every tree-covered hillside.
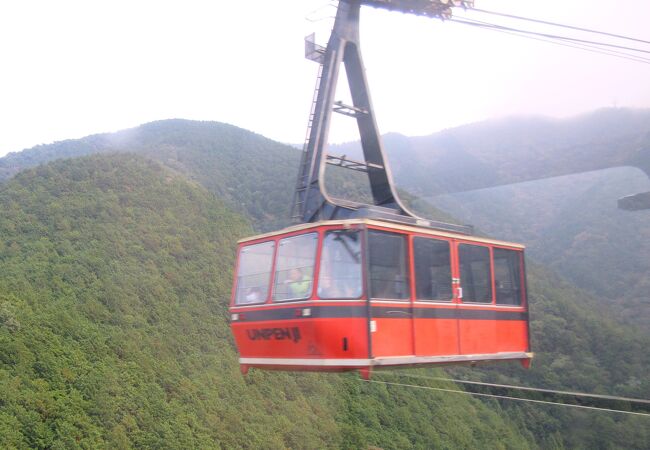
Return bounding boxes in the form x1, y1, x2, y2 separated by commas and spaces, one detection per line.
1, 119, 649, 448
0, 154, 535, 449
0, 120, 300, 232
0, 119, 447, 232
433, 166, 650, 329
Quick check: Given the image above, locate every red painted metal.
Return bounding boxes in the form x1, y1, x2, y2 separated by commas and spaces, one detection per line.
230, 220, 532, 377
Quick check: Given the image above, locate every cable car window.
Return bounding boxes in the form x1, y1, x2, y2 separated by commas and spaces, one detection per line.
458, 244, 492, 303
369, 231, 409, 300
234, 241, 275, 305
318, 230, 363, 299
414, 237, 452, 301
494, 248, 522, 306
273, 233, 318, 302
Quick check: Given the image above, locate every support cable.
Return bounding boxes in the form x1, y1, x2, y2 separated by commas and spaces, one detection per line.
447, 18, 650, 65
448, 17, 650, 55
470, 7, 650, 45
389, 373, 650, 405
362, 379, 650, 418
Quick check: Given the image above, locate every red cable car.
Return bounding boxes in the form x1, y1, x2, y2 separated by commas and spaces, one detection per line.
230, 0, 531, 378
230, 219, 531, 379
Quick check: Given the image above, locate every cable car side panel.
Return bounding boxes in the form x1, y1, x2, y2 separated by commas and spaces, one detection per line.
230, 310, 369, 360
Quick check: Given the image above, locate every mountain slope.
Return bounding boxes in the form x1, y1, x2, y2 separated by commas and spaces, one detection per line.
390, 108, 650, 196
0, 119, 458, 232
0, 154, 532, 449
433, 167, 650, 329
1, 118, 649, 448
0, 120, 300, 232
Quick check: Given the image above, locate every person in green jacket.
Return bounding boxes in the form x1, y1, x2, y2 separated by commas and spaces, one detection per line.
287, 268, 311, 298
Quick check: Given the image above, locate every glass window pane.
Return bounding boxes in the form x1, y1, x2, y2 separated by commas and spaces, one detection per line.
414, 237, 452, 301
369, 231, 409, 300
318, 230, 362, 299
459, 244, 492, 303
235, 241, 275, 305
273, 233, 318, 301
494, 248, 523, 306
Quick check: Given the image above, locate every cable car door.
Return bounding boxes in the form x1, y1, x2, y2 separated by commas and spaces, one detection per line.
412, 236, 460, 357
367, 229, 415, 358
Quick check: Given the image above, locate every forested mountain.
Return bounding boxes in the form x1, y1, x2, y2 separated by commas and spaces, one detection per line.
0, 120, 299, 232
433, 167, 650, 329
0, 118, 649, 448
0, 155, 533, 448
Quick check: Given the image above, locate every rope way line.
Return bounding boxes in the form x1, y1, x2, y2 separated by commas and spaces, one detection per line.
469, 7, 650, 45
387, 373, 650, 405
362, 379, 650, 418
446, 17, 650, 65
449, 21, 650, 64
448, 19, 650, 65
454, 15, 650, 63
448, 17, 650, 55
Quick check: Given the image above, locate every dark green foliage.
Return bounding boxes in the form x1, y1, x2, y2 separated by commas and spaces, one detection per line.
0, 120, 299, 232
448, 262, 650, 449
0, 154, 531, 448
0, 155, 340, 448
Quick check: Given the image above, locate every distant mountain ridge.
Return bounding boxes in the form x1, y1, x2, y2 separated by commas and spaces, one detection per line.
329, 107, 650, 197
5, 108, 649, 205
1, 119, 301, 232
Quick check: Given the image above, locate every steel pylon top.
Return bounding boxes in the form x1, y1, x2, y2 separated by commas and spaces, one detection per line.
361, 0, 473, 18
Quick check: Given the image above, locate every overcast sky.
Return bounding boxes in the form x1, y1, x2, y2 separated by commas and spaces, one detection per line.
1, 0, 649, 157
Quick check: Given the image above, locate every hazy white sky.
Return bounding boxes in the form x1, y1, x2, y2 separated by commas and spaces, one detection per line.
1, 0, 649, 157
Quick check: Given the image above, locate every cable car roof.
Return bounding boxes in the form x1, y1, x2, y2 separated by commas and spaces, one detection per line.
238, 218, 525, 249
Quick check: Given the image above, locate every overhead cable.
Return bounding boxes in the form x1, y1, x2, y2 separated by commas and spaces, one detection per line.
470, 7, 650, 45
449, 17, 650, 55
363, 379, 650, 418
447, 18, 650, 65
392, 373, 650, 405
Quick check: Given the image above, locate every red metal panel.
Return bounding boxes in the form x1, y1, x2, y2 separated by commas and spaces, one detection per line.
367, 226, 415, 358
458, 316, 498, 354
371, 315, 413, 357
495, 319, 529, 353
232, 316, 369, 359
414, 315, 459, 356
412, 233, 461, 357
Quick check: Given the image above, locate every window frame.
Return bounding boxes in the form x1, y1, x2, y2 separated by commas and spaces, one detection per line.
413, 236, 454, 302
367, 229, 410, 301
317, 229, 364, 300
233, 240, 276, 306
493, 247, 525, 307
271, 232, 319, 303
457, 242, 494, 305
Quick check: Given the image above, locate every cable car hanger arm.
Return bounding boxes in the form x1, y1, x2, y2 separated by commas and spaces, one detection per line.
291, 0, 473, 234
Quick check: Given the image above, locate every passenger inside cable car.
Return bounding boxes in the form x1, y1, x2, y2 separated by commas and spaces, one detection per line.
230, 220, 531, 378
